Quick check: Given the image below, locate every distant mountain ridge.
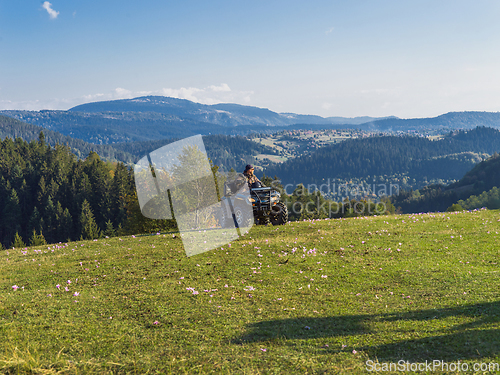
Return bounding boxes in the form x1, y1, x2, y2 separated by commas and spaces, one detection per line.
364, 111, 500, 131
69, 96, 390, 127
1, 96, 500, 144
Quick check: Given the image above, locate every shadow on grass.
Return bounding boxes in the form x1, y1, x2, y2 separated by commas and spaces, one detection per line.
232, 301, 500, 361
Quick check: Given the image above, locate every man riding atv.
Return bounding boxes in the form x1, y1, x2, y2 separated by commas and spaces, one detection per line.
218, 164, 288, 227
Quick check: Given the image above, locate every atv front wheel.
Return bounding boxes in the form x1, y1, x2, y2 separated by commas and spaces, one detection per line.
270, 202, 288, 225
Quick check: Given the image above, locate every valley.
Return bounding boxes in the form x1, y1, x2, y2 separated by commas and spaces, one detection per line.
250, 129, 371, 166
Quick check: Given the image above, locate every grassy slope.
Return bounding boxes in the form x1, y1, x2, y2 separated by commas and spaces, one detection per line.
1, 210, 500, 374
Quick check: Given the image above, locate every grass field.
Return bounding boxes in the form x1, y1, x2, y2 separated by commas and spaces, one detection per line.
254, 154, 289, 164
1, 209, 500, 374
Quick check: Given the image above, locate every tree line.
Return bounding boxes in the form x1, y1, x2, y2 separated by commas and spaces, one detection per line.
261, 176, 395, 221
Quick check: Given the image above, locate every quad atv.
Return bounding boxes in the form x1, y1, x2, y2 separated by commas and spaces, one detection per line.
219, 174, 288, 228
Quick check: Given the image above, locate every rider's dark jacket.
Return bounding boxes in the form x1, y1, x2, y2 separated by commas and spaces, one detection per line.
243, 171, 261, 190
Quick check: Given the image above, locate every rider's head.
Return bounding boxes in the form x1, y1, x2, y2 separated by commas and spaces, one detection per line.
244, 164, 254, 175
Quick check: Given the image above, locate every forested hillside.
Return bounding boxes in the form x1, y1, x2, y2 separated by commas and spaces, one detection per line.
0, 115, 135, 162
112, 134, 278, 172
0, 136, 178, 249
0, 115, 275, 172
263, 127, 500, 189
392, 152, 500, 213
448, 150, 500, 193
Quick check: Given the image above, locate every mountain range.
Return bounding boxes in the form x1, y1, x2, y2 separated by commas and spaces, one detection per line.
2, 96, 500, 144
68, 96, 388, 127
361, 111, 500, 132
0, 96, 391, 143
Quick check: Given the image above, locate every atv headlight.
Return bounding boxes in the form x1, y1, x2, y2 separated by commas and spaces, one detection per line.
248, 197, 255, 203
270, 196, 279, 203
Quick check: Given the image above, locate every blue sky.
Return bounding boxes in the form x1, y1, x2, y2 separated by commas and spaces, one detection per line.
1, 0, 500, 118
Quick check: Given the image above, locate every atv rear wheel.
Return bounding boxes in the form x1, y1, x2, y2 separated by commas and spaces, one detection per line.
270, 202, 288, 225
256, 216, 270, 226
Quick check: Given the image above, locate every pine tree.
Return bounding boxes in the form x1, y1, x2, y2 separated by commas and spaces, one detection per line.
18, 179, 30, 231
104, 219, 115, 237
43, 196, 57, 242
2, 188, 22, 248
12, 232, 26, 248
60, 208, 73, 241
38, 131, 46, 145
37, 176, 47, 206
28, 207, 43, 236
79, 199, 101, 240
110, 163, 131, 227
29, 229, 47, 246
116, 223, 124, 236
83, 152, 111, 228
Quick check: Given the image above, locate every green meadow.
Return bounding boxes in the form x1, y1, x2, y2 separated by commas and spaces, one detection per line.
1, 209, 500, 374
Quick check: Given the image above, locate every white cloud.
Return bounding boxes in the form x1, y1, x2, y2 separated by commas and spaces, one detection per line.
160, 87, 202, 102
82, 93, 104, 102
208, 83, 231, 92
157, 84, 253, 105
325, 27, 334, 35
83, 88, 134, 102
113, 87, 133, 99
0, 97, 70, 110
42, 1, 59, 19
